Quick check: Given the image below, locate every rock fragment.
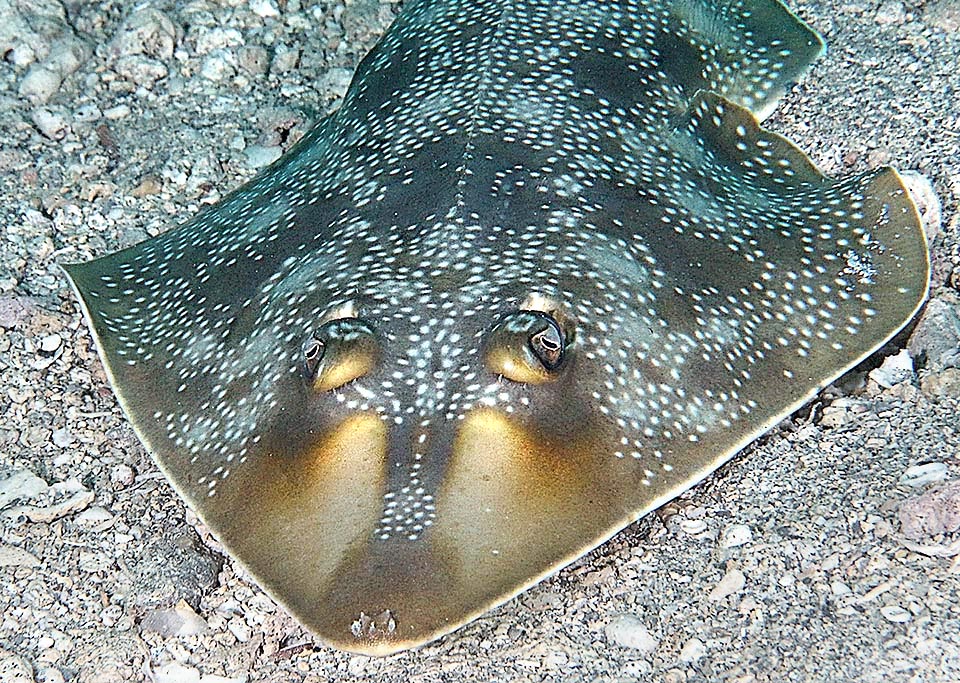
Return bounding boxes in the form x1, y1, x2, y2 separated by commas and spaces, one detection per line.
719, 523, 753, 549
109, 8, 180, 87
875, 0, 907, 25
31, 108, 69, 140
18, 38, 89, 104
907, 297, 960, 398
141, 600, 209, 638
679, 637, 705, 663
0, 545, 40, 568
0, 649, 34, 683
900, 463, 949, 488
708, 568, 746, 602
5, 481, 94, 523
0, 470, 49, 509
880, 604, 912, 623
899, 171, 941, 243
899, 481, 960, 541
868, 349, 915, 389
128, 526, 222, 610
908, 298, 960, 373
604, 614, 659, 653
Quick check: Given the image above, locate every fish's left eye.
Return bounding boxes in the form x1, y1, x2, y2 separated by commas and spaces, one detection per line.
303, 338, 327, 377
529, 318, 564, 370
484, 309, 572, 383
302, 317, 379, 392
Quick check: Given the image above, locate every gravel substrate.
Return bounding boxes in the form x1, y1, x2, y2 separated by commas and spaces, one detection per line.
1, 0, 958, 681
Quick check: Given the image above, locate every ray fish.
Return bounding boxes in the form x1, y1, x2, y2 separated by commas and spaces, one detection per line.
65, 0, 929, 655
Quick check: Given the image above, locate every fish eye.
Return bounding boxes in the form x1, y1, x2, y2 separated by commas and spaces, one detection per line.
303, 337, 327, 377
485, 308, 573, 383
302, 317, 379, 392
529, 318, 564, 370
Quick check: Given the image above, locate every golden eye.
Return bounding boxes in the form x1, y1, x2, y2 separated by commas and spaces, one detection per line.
302, 318, 379, 392
484, 310, 572, 384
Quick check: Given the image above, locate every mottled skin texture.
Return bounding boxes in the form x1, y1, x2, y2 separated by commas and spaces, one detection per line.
65, 0, 929, 654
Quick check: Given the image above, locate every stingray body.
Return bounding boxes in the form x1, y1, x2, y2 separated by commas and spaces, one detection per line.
65, 0, 928, 655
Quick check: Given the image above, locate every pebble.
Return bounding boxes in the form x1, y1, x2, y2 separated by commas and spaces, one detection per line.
880, 605, 912, 623
244, 144, 283, 168
78, 549, 111, 573
321, 66, 355, 97
200, 50, 237, 81
31, 108, 69, 140
132, 176, 163, 197
141, 600, 209, 637
0, 295, 36, 328
103, 104, 131, 120
709, 568, 746, 602
0, 649, 34, 683
74, 103, 102, 123
0, 470, 49, 510
719, 523, 752, 548
908, 298, 960, 373
921, 368, 960, 398
196, 28, 244, 55
899, 480, 960, 540
110, 7, 177, 61
18, 38, 89, 104
819, 396, 870, 428
875, 0, 907, 25
900, 463, 949, 487
7, 487, 94, 524
38, 668, 65, 683
109, 464, 136, 489
51, 428, 73, 448
39, 333, 61, 352
109, 7, 179, 87
679, 637, 705, 663
250, 0, 281, 18
270, 43, 301, 74
113, 55, 169, 87
543, 651, 568, 668
151, 662, 201, 683
618, 660, 652, 677
215, 599, 243, 617
0, 545, 41, 568
238, 45, 269, 75
19, 66, 63, 104
604, 614, 659, 653
664, 669, 687, 683
866, 148, 891, 168
49, 37, 88, 73
831, 581, 852, 596
76, 506, 115, 528
679, 517, 708, 536
900, 171, 942, 243
868, 349, 914, 389
227, 616, 252, 643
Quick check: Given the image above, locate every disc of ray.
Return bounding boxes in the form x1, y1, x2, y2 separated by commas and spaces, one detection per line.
64, 0, 928, 655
